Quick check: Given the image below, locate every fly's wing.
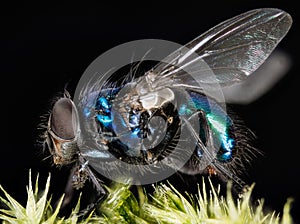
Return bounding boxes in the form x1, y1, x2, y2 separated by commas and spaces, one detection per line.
147, 8, 292, 94
222, 49, 292, 104
141, 8, 292, 181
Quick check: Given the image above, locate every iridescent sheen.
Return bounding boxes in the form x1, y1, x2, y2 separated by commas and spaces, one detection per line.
189, 92, 235, 162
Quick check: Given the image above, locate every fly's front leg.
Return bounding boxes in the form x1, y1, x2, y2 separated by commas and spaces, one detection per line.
55, 161, 90, 213
75, 155, 107, 217
72, 160, 89, 190
54, 166, 77, 212
76, 155, 106, 194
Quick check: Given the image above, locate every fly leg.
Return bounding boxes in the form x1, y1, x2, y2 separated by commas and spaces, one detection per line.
74, 155, 107, 217
197, 111, 250, 198
53, 162, 89, 215
53, 166, 76, 213
180, 110, 216, 173
183, 110, 249, 198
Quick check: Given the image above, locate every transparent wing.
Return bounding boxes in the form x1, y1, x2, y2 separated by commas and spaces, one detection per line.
148, 8, 292, 90
222, 49, 292, 104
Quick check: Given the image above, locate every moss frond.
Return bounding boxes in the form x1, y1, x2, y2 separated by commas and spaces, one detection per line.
0, 171, 294, 224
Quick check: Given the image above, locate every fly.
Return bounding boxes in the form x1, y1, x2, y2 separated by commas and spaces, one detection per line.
42, 8, 292, 214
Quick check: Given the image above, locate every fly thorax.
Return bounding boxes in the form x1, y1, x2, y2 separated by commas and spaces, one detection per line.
95, 83, 180, 164
139, 88, 175, 110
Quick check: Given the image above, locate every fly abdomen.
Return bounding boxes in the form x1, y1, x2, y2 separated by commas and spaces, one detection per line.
178, 91, 236, 166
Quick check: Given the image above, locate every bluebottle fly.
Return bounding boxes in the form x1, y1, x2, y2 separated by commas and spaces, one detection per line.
42, 8, 292, 213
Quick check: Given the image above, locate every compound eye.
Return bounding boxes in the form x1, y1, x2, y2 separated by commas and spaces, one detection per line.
51, 98, 77, 140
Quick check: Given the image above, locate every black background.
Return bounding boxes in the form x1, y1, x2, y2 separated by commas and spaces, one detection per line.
1, 1, 299, 223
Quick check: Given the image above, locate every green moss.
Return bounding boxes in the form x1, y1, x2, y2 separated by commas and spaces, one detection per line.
0, 170, 294, 224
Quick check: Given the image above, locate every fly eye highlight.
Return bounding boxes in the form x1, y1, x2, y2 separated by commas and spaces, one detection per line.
50, 98, 77, 140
